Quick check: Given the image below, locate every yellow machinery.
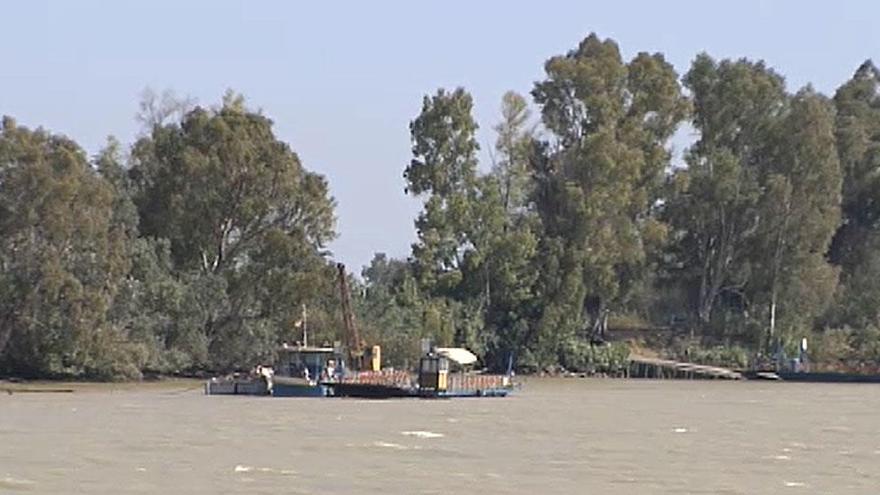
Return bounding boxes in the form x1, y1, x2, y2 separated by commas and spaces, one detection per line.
370, 345, 381, 372
418, 354, 449, 394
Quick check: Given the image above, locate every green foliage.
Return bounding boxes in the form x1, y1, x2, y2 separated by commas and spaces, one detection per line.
664, 56, 787, 330
405, 88, 481, 293
130, 95, 335, 273
0, 94, 340, 379
664, 57, 842, 352
673, 344, 750, 369
0, 118, 134, 378
127, 95, 339, 371
811, 326, 880, 371
493, 91, 534, 214
830, 61, 880, 271
754, 89, 841, 335
827, 61, 880, 333
560, 341, 631, 375
528, 34, 688, 357
370, 38, 871, 374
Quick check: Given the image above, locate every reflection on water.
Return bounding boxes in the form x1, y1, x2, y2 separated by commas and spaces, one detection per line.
1, 379, 879, 494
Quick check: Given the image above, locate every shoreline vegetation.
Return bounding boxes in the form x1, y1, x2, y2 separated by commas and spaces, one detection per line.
2, 33, 880, 381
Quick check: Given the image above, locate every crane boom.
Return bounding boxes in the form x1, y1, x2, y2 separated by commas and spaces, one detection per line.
337, 263, 363, 366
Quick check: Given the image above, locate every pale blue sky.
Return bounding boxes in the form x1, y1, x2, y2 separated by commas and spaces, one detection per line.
2, 1, 877, 272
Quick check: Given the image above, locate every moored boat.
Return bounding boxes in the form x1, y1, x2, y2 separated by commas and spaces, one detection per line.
205, 344, 344, 397
204, 366, 273, 396
270, 344, 343, 397
326, 347, 516, 399
775, 371, 880, 383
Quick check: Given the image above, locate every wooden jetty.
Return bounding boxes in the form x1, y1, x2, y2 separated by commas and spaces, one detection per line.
628, 355, 742, 380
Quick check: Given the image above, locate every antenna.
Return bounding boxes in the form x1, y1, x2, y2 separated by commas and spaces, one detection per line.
302, 303, 308, 347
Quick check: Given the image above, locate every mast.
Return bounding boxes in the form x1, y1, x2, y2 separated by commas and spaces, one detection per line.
301, 303, 308, 347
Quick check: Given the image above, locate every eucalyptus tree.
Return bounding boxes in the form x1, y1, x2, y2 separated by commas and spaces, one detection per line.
753, 89, 841, 343
405, 87, 481, 294
829, 61, 880, 328
831, 61, 880, 270
404, 87, 490, 349
665, 55, 787, 331
129, 93, 337, 368
493, 91, 534, 216
0, 117, 135, 377
666, 56, 841, 347
529, 34, 688, 354
404, 88, 541, 361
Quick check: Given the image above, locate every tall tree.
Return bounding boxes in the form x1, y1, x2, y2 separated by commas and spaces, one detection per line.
830, 60, 880, 270
0, 117, 134, 377
129, 94, 337, 368
530, 34, 688, 349
404, 88, 525, 356
665, 55, 787, 329
130, 93, 335, 274
754, 89, 841, 343
492, 91, 534, 215
667, 56, 841, 347
404, 87, 481, 295
829, 60, 880, 328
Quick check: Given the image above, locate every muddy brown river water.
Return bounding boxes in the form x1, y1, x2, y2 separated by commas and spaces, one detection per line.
1, 378, 879, 494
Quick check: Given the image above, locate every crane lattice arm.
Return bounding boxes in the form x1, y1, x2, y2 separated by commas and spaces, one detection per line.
337, 263, 363, 365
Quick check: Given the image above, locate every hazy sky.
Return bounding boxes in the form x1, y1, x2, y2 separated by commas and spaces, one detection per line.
2, 1, 877, 273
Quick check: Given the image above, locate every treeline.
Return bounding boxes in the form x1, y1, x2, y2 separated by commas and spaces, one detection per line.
2, 34, 879, 379
360, 34, 880, 373
0, 92, 343, 379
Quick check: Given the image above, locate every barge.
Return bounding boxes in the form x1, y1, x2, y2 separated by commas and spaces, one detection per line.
746, 338, 880, 383
326, 347, 515, 399
747, 370, 880, 383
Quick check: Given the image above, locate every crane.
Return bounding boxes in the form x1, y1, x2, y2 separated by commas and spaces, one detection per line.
336, 263, 380, 371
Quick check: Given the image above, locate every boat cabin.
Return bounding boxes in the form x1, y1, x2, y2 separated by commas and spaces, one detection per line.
418, 347, 480, 394
276, 343, 343, 381
418, 354, 450, 393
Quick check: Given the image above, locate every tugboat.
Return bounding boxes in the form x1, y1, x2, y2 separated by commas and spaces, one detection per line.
270, 343, 344, 397
204, 343, 352, 396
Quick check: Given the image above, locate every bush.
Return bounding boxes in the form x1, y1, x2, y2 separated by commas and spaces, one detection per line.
675, 344, 749, 369
812, 326, 880, 372
560, 339, 631, 375
78, 327, 150, 381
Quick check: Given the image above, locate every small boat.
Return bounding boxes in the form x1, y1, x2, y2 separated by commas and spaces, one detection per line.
271, 344, 343, 397
204, 366, 272, 396
774, 371, 880, 383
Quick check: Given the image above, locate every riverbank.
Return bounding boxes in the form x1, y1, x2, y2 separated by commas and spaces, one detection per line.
1, 378, 204, 394
1, 333, 875, 387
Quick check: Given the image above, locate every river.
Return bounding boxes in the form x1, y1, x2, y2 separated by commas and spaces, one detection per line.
1, 378, 878, 494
